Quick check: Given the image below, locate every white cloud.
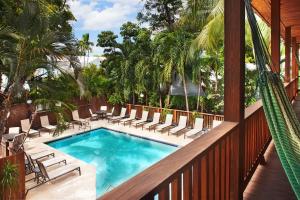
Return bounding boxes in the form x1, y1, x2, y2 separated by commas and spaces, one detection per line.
68, 0, 142, 31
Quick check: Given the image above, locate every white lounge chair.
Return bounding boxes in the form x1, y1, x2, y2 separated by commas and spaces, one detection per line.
100, 106, 107, 112
8, 133, 25, 152
185, 118, 204, 138
29, 150, 55, 161
89, 109, 98, 120
109, 107, 126, 123
40, 115, 56, 132
21, 119, 40, 137
37, 161, 81, 182
9, 127, 20, 134
106, 107, 115, 118
156, 114, 173, 132
169, 116, 187, 136
212, 120, 222, 128
119, 109, 137, 125
72, 110, 88, 126
131, 111, 149, 127
143, 112, 161, 131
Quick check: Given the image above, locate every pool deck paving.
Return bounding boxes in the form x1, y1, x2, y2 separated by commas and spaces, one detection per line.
25, 118, 194, 200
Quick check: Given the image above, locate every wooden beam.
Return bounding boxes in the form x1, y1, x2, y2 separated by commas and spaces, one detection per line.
285, 26, 291, 82
292, 37, 298, 79
271, 0, 281, 73
224, 0, 245, 199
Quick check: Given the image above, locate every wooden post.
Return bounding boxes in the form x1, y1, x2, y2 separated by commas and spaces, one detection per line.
271, 0, 281, 73
224, 0, 245, 198
285, 26, 291, 82
292, 37, 298, 79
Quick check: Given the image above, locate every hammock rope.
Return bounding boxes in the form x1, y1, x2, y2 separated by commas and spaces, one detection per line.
245, 0, 300, 198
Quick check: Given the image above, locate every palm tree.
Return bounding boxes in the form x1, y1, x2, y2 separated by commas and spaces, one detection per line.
0, 1, 80, 138
154, 30, 193, 112
79, 33, 94, 67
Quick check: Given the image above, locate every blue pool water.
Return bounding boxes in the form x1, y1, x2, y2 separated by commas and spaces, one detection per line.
47, 128, 177, 197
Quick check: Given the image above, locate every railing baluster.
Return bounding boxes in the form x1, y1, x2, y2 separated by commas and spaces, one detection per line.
192, 159, 200, 200
171, 175, 182, 200
183, 167, 192, 200
200, 155, 208, 199
159, 186, 169, 200
208, 150, 214, 200
214, 144, 221, 200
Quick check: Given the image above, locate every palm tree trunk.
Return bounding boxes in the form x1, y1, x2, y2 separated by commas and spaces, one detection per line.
215, 69, 218, 92
159, 92, 162, 108
0, 93, 13, 139
182, 76, 189, 112
132, 92, 135, 105
87, 51, 89, 66
196, 81, 201, 111
0, 72, 2, 90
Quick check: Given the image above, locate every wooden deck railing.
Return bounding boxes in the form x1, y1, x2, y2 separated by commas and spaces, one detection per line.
126, 104, 224, 128
99, 78, 298, 200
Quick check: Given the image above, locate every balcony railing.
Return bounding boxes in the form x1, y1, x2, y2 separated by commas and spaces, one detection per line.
99, 78, 298, 200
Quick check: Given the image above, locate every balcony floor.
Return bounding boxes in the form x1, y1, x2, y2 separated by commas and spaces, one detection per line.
243, 97, 300, 200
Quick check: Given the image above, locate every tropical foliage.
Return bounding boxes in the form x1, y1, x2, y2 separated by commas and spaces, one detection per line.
0, 0, 273, 139
91, 0, 265, 114
0, 0, 80, 138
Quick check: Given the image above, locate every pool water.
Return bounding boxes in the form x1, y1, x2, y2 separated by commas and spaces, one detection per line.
47, 128, 177, 197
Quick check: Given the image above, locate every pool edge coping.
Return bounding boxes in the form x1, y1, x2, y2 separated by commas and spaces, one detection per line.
44, 127, 180, 148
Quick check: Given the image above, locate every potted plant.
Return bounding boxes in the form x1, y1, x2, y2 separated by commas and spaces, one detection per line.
0, 161, 19, 200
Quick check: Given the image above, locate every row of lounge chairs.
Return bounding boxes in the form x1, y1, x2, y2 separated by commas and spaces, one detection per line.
8, 116, 57, 137
4, 133, 81, 195
9, 109, 94, 137
108, 108, 223, 138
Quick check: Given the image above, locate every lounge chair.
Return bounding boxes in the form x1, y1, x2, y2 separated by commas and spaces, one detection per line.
89, 109, 98, 120
25, 152, 66, 179
9, 127, 20, 134
40, 115, 56, 133
212, 120, 222, 128
108, 107, 126, 123
29, 150, 55, 161
155, 114, 173, 132
119, 109, 137, 125
8, 133, 25, 152
106, 107, 115, 118
72, 110, 89, 126
36, 160, 81, 183
21, 119, 40, 137
185, 118, 204, 138
26, 161, 81, 195
169, 116, 187, 136
100, 106, 107, 112
131, 111, 149, 128
143, 112, 161, 131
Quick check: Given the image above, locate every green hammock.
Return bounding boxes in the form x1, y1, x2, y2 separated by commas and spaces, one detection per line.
245, 0, 300, 198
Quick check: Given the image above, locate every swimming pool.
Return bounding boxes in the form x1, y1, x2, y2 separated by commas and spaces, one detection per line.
47, 128, 177, 197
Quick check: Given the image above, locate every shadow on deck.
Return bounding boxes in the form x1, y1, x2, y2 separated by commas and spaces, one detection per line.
243, 97, 300, 200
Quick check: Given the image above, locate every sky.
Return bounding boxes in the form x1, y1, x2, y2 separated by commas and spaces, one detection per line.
68, 0, 144, 56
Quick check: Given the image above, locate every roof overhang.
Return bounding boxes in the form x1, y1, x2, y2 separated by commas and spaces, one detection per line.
252, 0, 300, 43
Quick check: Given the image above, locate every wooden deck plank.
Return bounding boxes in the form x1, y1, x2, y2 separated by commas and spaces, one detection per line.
243, 142, 296, 200
243, 98, 300, 200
